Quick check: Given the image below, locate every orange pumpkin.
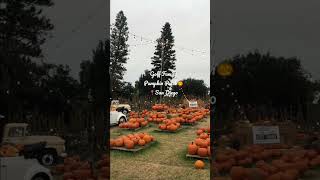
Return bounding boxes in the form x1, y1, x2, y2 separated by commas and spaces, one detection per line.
124, 140, 134, 149
188, 142, 198, 155
194, 160, 205, 169
199, 133, 209, 139
143, 135, 152, 143
196, 129, 204, 135
138, 139, 146, 146
159, 124, 166, 130
138, 133, 145, 139
197, 147, 208, 157
131, 137, 139, 144
110, 139, 116, 147
195, 138, 203, 146
115, 138, 124, 147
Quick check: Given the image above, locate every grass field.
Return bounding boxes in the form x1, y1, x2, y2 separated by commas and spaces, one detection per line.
110, 117, 210, 180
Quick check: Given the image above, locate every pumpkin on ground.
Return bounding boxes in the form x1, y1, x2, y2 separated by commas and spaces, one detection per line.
194, 160, 205, 169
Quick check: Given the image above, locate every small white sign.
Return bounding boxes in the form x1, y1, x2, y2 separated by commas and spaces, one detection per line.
252, 126, 280, 144
189, 101, 198, 108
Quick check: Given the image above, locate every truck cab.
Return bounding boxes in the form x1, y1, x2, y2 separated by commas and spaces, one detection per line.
111, 100, 131, 115
0, 156, 53, 180
2, 123, 66, 166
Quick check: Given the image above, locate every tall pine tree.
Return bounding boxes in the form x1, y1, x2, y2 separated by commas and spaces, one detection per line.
110, 11, 129, 98
0, 0, 54, 116
151, 22, 176, 91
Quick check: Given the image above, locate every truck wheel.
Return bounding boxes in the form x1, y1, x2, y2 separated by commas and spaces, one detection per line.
39, 150, 57, 166
32, 173, 50, 180
118, 117, 126, 124
122, 109, 129, 115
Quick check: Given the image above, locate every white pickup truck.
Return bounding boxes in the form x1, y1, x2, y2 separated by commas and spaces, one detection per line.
110, 111, 127, 126
111, 100, 131, 115
0, 156, 53, 180
1, 123, 67, 166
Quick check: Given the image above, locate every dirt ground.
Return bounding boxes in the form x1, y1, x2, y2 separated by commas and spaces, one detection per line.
110, 117, 210, 180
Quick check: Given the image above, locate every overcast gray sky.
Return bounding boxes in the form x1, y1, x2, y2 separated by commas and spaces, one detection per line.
42, 0, 108, 78
41, 0, 320, 86
111, 0, 210, 86
213, 0, 320, 80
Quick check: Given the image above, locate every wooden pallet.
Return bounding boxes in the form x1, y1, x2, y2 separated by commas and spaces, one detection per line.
154, 126, 186, 133
181, 122, 197, 126
186, 154, 211, 160
111, 141, 156, 152
119, 125, 150, 131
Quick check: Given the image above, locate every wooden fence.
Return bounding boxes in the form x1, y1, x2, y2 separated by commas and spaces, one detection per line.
6, 110, 105, 135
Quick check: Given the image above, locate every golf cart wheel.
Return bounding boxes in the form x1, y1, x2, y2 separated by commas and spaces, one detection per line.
118, 117, 126, 125
39, 149, 57, 166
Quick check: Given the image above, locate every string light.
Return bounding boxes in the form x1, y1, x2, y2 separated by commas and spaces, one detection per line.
109, 29, 209, 58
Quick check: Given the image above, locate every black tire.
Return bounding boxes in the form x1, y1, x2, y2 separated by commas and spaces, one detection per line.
118, 117, 126, 124
32, 173, 50, 180
39, 149, 57, 166
122, 109, 129, 115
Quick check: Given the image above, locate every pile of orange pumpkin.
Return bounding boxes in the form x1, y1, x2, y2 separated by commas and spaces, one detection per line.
119, 118, 148, 129
147, 112, 167, 123
0, 144, 23, 157
96, 154, 108, 180
168, 108, 178, 114
110, 133, 155, 149
177, 108, 209, 124
140, 109, 150, 118
54, 156, 94, 180
196, 127, 210, 136
152, 104, 169, 111
158, 119, 181, 132
212, 145, 320, 180
129, 111, 139, 118
187, 131, 210, 157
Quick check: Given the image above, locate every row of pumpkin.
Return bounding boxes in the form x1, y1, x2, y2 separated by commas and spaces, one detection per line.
213, 145, 320, 180
120, 107, 209, 130
110, 132, 155, 149
54, 155, 108, 180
